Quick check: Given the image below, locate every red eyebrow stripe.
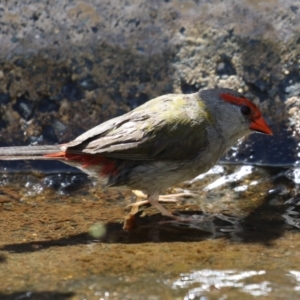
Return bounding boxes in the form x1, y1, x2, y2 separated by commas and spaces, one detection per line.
220, 93, 261, 119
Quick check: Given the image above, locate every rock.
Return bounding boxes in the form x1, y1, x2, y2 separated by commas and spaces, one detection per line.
42, 125, 58, 144
37, 98, 60, 112
79, 76, 99, 91
216, 55, 236, 77
61, 81, 85, 102
12, 96, 35, 121
0, 93, 11, 104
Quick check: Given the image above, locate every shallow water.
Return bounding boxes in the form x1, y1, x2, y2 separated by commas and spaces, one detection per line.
1, 164, 300, 299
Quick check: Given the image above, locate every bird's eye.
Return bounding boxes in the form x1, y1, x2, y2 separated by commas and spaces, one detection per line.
241, 105, 251, 116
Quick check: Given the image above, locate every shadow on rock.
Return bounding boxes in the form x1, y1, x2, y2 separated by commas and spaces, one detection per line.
0, 232, 91, 254
0, 291, 74, 300
0, 199, 293, 253
0, 254, 7, 263
237, 200, 288, 246
237, 167, 297, 245
0, 212, 234, 253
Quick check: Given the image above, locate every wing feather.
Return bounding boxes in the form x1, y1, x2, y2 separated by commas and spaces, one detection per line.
65, 93, 209, 161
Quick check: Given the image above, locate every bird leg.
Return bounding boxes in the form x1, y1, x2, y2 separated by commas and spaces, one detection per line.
123, 190, 198, 230
131, 190, 147, 199
125, 190, 195, 211
126, 191, 176, 216
147, 191, 175, 218
123, 191, 176, 230
158, 193, 196, 201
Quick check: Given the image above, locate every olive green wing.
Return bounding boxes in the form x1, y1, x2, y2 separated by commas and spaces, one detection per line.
65, 94, 209, 161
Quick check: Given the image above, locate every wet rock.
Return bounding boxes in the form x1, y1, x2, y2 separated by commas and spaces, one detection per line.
248, 79, 270, 102
61, 81, 85, 102
51, 94, 64, 102
163, 83, 173, 94
84, 58, 94, 71
10, 36, 18, 44
37, 98, 60, 113
12, 96, 35, 121
127, 93, 149, 109
268, 185, 290, 197
127, 85, 138, 98
42, 173, 89, 194
286, 83, 300, 97
286, 95, 300, 141
27, 135, 44, 145
42, 125, 58, 144
181, 81, 202, 94
109, 90, 123, 105
290, 5, 298, 13
74, 66, 84, 75
52, 119, 67, 135
253, 78, 269, 93
222, 123, 297, 167
0, 93, 11, 104
243, 65, 260, 80
91, 26, 98, 33
30, 12, 40, 22
179, 27, 185, 34
14, 58, 26, 68
79, 75, 99, 91
115, 108, 127, 116
216, 55, 236, 77
0, 119, 6, 129
279, 71, 300, 99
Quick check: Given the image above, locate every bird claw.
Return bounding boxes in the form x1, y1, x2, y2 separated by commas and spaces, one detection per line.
125, 191, 196, 210
158, 192, 197, 201
123, 191, 198, 230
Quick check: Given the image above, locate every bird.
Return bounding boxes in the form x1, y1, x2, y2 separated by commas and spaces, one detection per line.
0, 88, 272, 227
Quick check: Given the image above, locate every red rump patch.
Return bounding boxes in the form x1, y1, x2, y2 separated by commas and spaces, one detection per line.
220, 93, 262, 120
44, 152, 118, 176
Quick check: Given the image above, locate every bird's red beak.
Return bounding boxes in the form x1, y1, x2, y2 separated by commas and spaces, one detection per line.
250, 117, 273, 135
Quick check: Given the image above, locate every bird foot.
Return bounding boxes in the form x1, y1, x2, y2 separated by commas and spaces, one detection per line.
123, 191, 197, 230
124, 198, 177, 211
125, 191, 196, 210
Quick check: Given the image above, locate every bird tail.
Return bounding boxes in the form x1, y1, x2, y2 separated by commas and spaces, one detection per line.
0, 145, 62, 160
